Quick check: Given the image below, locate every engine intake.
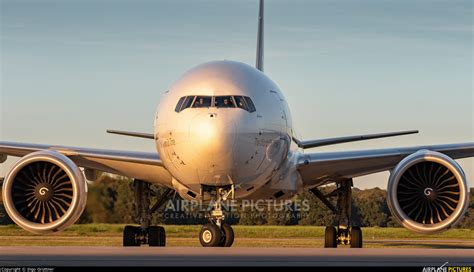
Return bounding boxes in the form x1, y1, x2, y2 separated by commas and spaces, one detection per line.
2, 150, 87, 234
387, 150, 469, 234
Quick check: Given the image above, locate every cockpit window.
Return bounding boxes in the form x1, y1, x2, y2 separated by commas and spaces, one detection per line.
192, 96, 212, 108
175, 95, 255, 113
180, 96, 195, 111
214, 96, 235, 108
244, 96, 256, 112
233, 96, 248, 111
175, 96, 186, 112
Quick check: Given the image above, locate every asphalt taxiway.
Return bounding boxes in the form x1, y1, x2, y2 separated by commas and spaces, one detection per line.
0, 247, 473, 266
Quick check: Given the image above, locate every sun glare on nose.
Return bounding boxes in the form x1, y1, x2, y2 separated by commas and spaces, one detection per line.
194, 117, 215, 141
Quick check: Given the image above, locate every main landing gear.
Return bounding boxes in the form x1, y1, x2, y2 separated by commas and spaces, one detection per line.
199, 186, 235, 247
310, 179, 363, 248
123, 180, 174, 247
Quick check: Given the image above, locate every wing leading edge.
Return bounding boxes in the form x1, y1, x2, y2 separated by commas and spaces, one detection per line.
297, 142, 474, 188
0, 141, 173, 186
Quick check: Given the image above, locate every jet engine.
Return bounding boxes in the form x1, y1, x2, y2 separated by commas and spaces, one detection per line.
387, 150, 469, 234
2, 150, 87, 234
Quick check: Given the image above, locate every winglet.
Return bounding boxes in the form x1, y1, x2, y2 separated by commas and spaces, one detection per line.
294, 130, 419, 149
106, 129, 154, 139
256, 0, 264, 71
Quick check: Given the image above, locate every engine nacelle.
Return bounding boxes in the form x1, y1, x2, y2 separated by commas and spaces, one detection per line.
387, 150, 469, 234
2, 150, 87, 234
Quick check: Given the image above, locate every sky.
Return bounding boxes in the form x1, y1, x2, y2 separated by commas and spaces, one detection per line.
0, 0, 472, 189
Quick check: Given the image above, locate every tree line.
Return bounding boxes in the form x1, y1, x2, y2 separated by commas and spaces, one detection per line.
1, 174, 472, 228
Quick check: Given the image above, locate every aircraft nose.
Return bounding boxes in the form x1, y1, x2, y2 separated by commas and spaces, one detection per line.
189, 112, 236, 182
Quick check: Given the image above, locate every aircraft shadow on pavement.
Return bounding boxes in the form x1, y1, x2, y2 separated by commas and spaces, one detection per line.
383, 243, 474, 249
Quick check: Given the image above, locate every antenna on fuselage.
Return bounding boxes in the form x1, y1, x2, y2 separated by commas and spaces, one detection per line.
256, 0, 264, 72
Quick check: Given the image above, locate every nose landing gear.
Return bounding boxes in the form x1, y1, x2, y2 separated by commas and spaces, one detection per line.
199, 186, 235, 247
199, 222, 235, 247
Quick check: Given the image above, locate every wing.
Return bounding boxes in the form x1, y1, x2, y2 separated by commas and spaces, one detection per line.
297, 142, 474, 188
0, 141, 173, 186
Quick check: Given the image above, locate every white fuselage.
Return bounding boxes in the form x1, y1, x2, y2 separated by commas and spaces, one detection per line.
154, 61, 302, 201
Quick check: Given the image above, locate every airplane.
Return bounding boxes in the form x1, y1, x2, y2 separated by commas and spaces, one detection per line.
0, 0, 472, 248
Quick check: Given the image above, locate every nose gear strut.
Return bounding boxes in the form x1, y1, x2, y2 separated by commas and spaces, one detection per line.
199, 185, 235, 247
